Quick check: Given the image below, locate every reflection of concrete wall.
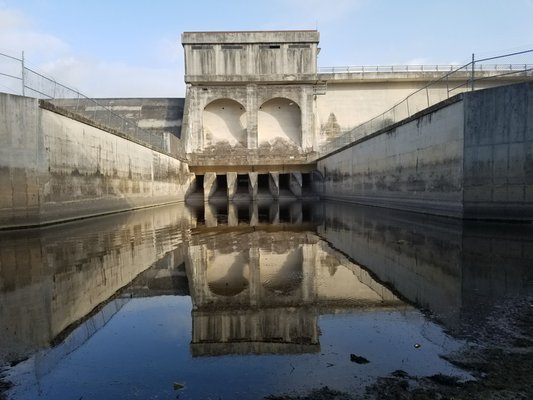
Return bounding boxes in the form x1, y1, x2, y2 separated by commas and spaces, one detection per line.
0, 204, 192, 363
318, 201, 533, 331
0, 93, 193, 229
318, 202, 462, 327
191, 307, 319, 357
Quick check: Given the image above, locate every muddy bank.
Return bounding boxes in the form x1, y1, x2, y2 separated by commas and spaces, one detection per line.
265, 296, 533, 400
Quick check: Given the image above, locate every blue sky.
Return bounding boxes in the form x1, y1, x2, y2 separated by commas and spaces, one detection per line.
1, 0, 532, 97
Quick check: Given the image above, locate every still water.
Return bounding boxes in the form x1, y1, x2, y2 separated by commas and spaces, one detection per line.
0, 201, 531, 399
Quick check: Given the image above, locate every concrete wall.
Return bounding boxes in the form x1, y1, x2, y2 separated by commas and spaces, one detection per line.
183, 83, 316, 165
51, 98, 185, 139
257, 97, 301, 146
182, 31, 319, 83
318, 96, 465, 217
203, 98, 247, 146
315, 79, 509, 148
317, 82, 533, 220
0, 93, 193, 229
463, 83, 533, 219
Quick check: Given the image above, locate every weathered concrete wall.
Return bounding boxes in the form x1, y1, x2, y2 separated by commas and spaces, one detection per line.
51, 98, 185, 139
317, 82, 533, 220
183, 83, 317, 164
182, 30, 319, 84
315, 79, 508, 148
0, 93, 192, 229
318, 97, 465, 217
462, 83, 533, 219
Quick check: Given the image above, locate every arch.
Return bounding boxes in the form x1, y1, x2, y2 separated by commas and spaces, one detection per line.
260, 248, 303, 295
258, 97, 301, 147
203, 99, 247, 147
207, 252, 250, 296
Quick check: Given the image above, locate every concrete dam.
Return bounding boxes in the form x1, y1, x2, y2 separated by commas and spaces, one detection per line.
1, 30, 532, 229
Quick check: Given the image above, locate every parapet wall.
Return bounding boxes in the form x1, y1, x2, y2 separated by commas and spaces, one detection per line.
0, 93, 193, 229
317, 82, 533, 220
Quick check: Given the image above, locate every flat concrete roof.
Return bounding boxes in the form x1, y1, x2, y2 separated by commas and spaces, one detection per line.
182, 30, 319, 45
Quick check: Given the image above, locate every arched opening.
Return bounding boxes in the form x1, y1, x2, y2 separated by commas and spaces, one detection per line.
203, 99, 247, 147
260, 248, 303, 295
207, 252, 250, 296
258, 97, 301, 146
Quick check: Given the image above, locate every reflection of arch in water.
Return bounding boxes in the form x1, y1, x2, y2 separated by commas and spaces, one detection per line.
207, 251, 250, 296
260, 248, 303, 295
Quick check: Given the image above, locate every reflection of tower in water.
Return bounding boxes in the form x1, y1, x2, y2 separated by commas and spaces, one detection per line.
185, 219, 403, 357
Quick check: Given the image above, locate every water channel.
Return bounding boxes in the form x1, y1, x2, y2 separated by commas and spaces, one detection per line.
1, 201, 531, 399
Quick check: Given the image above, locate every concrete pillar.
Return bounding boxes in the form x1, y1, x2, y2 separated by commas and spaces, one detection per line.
290, 202, 303, 224
248, 172, 258, 200
248, 246, 260, 307
301, 243, 317, 303
269, 172, 279, 199
270, 202, 279, 224
246, 84, 258, 149
228, 203, 238, 226
185, 244, 209, 307
204, 204, 218, 227
250, 203, 258, 226
300, 88, 309, 149
227, 172, 237, 200
289, 172, 302, 197
203, 172, 217, 200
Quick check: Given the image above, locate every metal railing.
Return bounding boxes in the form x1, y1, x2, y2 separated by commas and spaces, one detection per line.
0, 51, 185, 160
318, 63, 533, 74
319, 50, 533, 156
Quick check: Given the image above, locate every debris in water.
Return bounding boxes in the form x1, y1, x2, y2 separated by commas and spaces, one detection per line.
350, 354, 369, 364
173, 382, 185, 390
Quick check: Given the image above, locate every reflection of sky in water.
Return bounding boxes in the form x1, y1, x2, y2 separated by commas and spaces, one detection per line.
8, 291, 470, 400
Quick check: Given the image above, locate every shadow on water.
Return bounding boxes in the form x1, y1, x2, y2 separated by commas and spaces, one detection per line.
1, 200, 531, 399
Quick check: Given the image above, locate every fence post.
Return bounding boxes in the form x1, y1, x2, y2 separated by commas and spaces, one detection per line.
471, 53, 475, 91
21, 51, 25, 97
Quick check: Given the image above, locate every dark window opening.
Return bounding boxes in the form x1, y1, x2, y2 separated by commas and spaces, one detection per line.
302, 204, 311, 222
259, 44, 281, 49
195, 175, 204, 191
279, 174, 291, 191
215, 175, 228, 195
215, 204, 228, 224
258, 174, 270, 192
191, 45, 213, 50
222, 45, 243, 50
237, 174, 249, 192
194, 205, 205, 225
279, 205, 290, 222
237, 205, 250, 223
302, 173, 312, 192
258, 206, 270, 223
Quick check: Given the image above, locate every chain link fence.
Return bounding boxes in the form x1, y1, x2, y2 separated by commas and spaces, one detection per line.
319, 50, 533, 156
0, 52, 186, 161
